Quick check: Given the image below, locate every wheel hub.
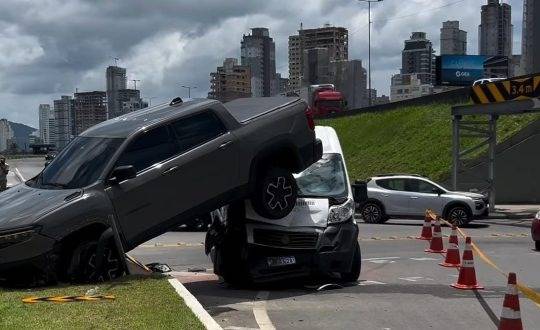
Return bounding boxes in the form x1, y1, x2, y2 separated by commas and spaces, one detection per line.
265, 176, 293, 211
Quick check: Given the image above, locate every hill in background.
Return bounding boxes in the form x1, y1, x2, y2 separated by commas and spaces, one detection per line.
319, 104, 540, 183
8, 121, 37, 150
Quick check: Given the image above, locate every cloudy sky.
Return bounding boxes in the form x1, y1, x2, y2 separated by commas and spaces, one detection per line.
0, 0, 524, 128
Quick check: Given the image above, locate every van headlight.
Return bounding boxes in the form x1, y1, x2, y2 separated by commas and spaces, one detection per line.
328, 199, 355, 224
0, 228, 36, 249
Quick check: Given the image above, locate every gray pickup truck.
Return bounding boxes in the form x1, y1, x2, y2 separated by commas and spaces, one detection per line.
0, 96, 322, 285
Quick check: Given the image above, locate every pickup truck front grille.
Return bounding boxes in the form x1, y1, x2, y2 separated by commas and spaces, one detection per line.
253, 229, 318, 250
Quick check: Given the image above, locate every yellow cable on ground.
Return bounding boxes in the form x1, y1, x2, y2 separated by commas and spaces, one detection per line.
427, 210, 540, 308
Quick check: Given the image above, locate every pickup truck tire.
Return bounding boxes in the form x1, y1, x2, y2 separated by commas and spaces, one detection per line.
67, 240, 123, 283
535, 241, 540, 251
340, 241, 361, 282
251, 167, 298, 219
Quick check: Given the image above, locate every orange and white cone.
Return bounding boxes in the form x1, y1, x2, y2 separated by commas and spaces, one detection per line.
451, 237, 484, 290
440, 225, 461, 267
498, 272, 523, 330
425, 217, 446, 253
416, 211, 433, 240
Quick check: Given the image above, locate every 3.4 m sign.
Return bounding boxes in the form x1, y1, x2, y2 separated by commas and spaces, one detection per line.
471, 73, 540, 104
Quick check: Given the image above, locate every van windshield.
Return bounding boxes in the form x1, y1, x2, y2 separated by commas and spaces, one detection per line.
28, 136, 123, 189
294, 153, 348, 199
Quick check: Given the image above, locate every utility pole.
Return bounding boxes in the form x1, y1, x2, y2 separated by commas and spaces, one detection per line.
180, 85, 197, 98
132, 79, 140, 90
358, 0, 383, 107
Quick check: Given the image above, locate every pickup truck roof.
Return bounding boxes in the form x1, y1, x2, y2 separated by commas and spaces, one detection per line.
82, 96, 303, 139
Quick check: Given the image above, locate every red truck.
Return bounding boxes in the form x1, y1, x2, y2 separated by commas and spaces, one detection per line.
309, 84, 345, 116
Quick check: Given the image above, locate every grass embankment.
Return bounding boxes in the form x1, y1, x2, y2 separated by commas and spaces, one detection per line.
0, 276, 204, 329
319, 103, 540, 182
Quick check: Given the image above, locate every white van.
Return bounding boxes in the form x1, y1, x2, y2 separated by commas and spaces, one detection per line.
206, 126, 361, 284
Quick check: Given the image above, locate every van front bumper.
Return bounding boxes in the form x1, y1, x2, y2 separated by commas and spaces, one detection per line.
244, 220, 359, 282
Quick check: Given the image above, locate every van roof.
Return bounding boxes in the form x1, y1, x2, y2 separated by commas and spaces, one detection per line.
315, 126, 343, 155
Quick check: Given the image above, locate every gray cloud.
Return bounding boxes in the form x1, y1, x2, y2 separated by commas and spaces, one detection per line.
0, 0, 525, 127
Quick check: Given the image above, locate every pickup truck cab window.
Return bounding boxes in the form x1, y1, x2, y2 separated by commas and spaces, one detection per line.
116, 125, 176, 173
170, 111, 227, 154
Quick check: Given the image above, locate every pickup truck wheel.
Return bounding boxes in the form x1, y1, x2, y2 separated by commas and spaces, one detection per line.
252, 167, 297, 219
340, 241, 361, 282
361, 202, 385, 224
446, 206, 471, 226
535, 241, 540, 251
67, 240, 123, 283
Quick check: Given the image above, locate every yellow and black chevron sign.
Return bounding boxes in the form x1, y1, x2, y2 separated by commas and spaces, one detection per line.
471, 74, 540, 104
22, 294, 115, 304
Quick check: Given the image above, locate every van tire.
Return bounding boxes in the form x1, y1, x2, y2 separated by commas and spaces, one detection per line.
340, 241, 361, 282
251, 167, 297, 219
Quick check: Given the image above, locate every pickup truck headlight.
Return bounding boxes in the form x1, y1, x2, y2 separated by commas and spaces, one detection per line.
0, 228, 36, 249
328, 199, 355, 224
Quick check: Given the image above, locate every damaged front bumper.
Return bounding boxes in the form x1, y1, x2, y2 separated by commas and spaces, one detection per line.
242, 219, 359, 282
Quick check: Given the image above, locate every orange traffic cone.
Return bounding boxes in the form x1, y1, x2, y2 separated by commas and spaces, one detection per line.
416, 211, 433, 240
451, 237, 484, 290
498, 272, 523, 330
440, 225, 461, 267
425, 217, 446, 253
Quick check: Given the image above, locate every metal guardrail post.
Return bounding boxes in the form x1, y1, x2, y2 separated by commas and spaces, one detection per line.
452, 114, 461, 190
488, 114, 498, 212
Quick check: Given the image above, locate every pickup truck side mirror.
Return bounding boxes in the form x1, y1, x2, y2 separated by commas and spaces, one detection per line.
109, 165, 137, 184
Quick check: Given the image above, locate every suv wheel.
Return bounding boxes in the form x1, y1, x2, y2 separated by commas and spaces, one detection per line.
446, 206, 471, 226
67, 240, 124, 283
361, 202, 386, 224
251, 167, 297, 219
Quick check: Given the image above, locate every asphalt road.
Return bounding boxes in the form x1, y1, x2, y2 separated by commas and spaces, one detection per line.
8, 157, 540, 329
130, 218, 540, 330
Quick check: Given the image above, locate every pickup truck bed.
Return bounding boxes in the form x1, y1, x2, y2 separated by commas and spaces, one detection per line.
225, 97, 301, 123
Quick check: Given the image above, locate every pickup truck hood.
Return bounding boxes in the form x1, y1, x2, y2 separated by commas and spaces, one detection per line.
245, 198, 329, 228
0, 184, 80, 232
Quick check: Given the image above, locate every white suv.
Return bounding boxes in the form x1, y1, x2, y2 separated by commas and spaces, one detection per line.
360, 174, 488, 225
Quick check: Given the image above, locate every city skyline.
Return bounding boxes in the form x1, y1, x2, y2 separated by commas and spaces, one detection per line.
0, 0, 526, 127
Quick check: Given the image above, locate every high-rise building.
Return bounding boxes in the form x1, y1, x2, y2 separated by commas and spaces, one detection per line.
38, 104, 53, 144
53, 96, 73, 150
241, 28, 277, 97
302, 48, 331, 86
390, 73, 433, 102
118, 89, 144, 114
330, 59, 367, 109
289, 25, 348, 89
401, 32, 435, 85
521, 0, 540, 75
208, 58, 251, 102
440, 21, 467, 55
276, 73, 289, 94
0, 119, 14, 152
73, 91, 107, 135
106, 66, 127, 118
478, 0, 512, 57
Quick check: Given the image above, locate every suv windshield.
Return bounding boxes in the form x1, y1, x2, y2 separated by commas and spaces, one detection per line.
295, 153, 347, 199
29, 136, 123, 189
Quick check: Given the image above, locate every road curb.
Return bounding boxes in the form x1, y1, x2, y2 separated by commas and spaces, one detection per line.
168, 278, 222, 330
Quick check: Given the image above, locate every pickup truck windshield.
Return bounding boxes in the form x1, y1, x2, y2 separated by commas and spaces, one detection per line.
29, 137, 123, 189
295, 153, 347, 199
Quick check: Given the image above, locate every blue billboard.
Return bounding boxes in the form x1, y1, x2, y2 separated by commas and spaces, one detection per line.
437, 55, 487, 86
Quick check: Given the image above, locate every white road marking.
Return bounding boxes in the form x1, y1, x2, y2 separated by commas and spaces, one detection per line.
15, 168, 25, 182
357, 280, 386, 286
225, 327, 260, 330
409, 257, 439, 261
253, 291, 276, 330
363, 257, 400, 261
168, 278, 223, 330
368, 259, 396, 264
398, 277, 434, 282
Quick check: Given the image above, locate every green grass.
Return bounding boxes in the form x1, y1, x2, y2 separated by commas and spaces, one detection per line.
319, 103, 540, 182
0, 275, 204, 329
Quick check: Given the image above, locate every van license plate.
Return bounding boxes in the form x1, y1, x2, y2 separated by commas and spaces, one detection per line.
267, 256, 296, 267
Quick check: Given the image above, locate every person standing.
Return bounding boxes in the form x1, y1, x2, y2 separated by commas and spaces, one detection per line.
0, 155, 9, 192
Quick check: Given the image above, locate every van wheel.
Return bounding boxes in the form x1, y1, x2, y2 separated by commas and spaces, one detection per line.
67, 240, 124, 283
361, 202, 386, 224
446, 206, 471, 226
340, 242, 361, 282
251, 167, 297, 219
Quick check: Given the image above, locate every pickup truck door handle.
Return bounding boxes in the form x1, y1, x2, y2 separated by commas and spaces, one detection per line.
218, 140, 233, 149
162, 166, 179, 175
410, 196, 419, 199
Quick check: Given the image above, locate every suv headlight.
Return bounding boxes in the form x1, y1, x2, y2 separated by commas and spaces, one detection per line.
328, 199, 355, 224
0, 228, 36, 249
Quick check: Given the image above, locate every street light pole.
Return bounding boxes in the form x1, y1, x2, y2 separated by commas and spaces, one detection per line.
180, 85, 197, 98
359, 0, 383, 107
